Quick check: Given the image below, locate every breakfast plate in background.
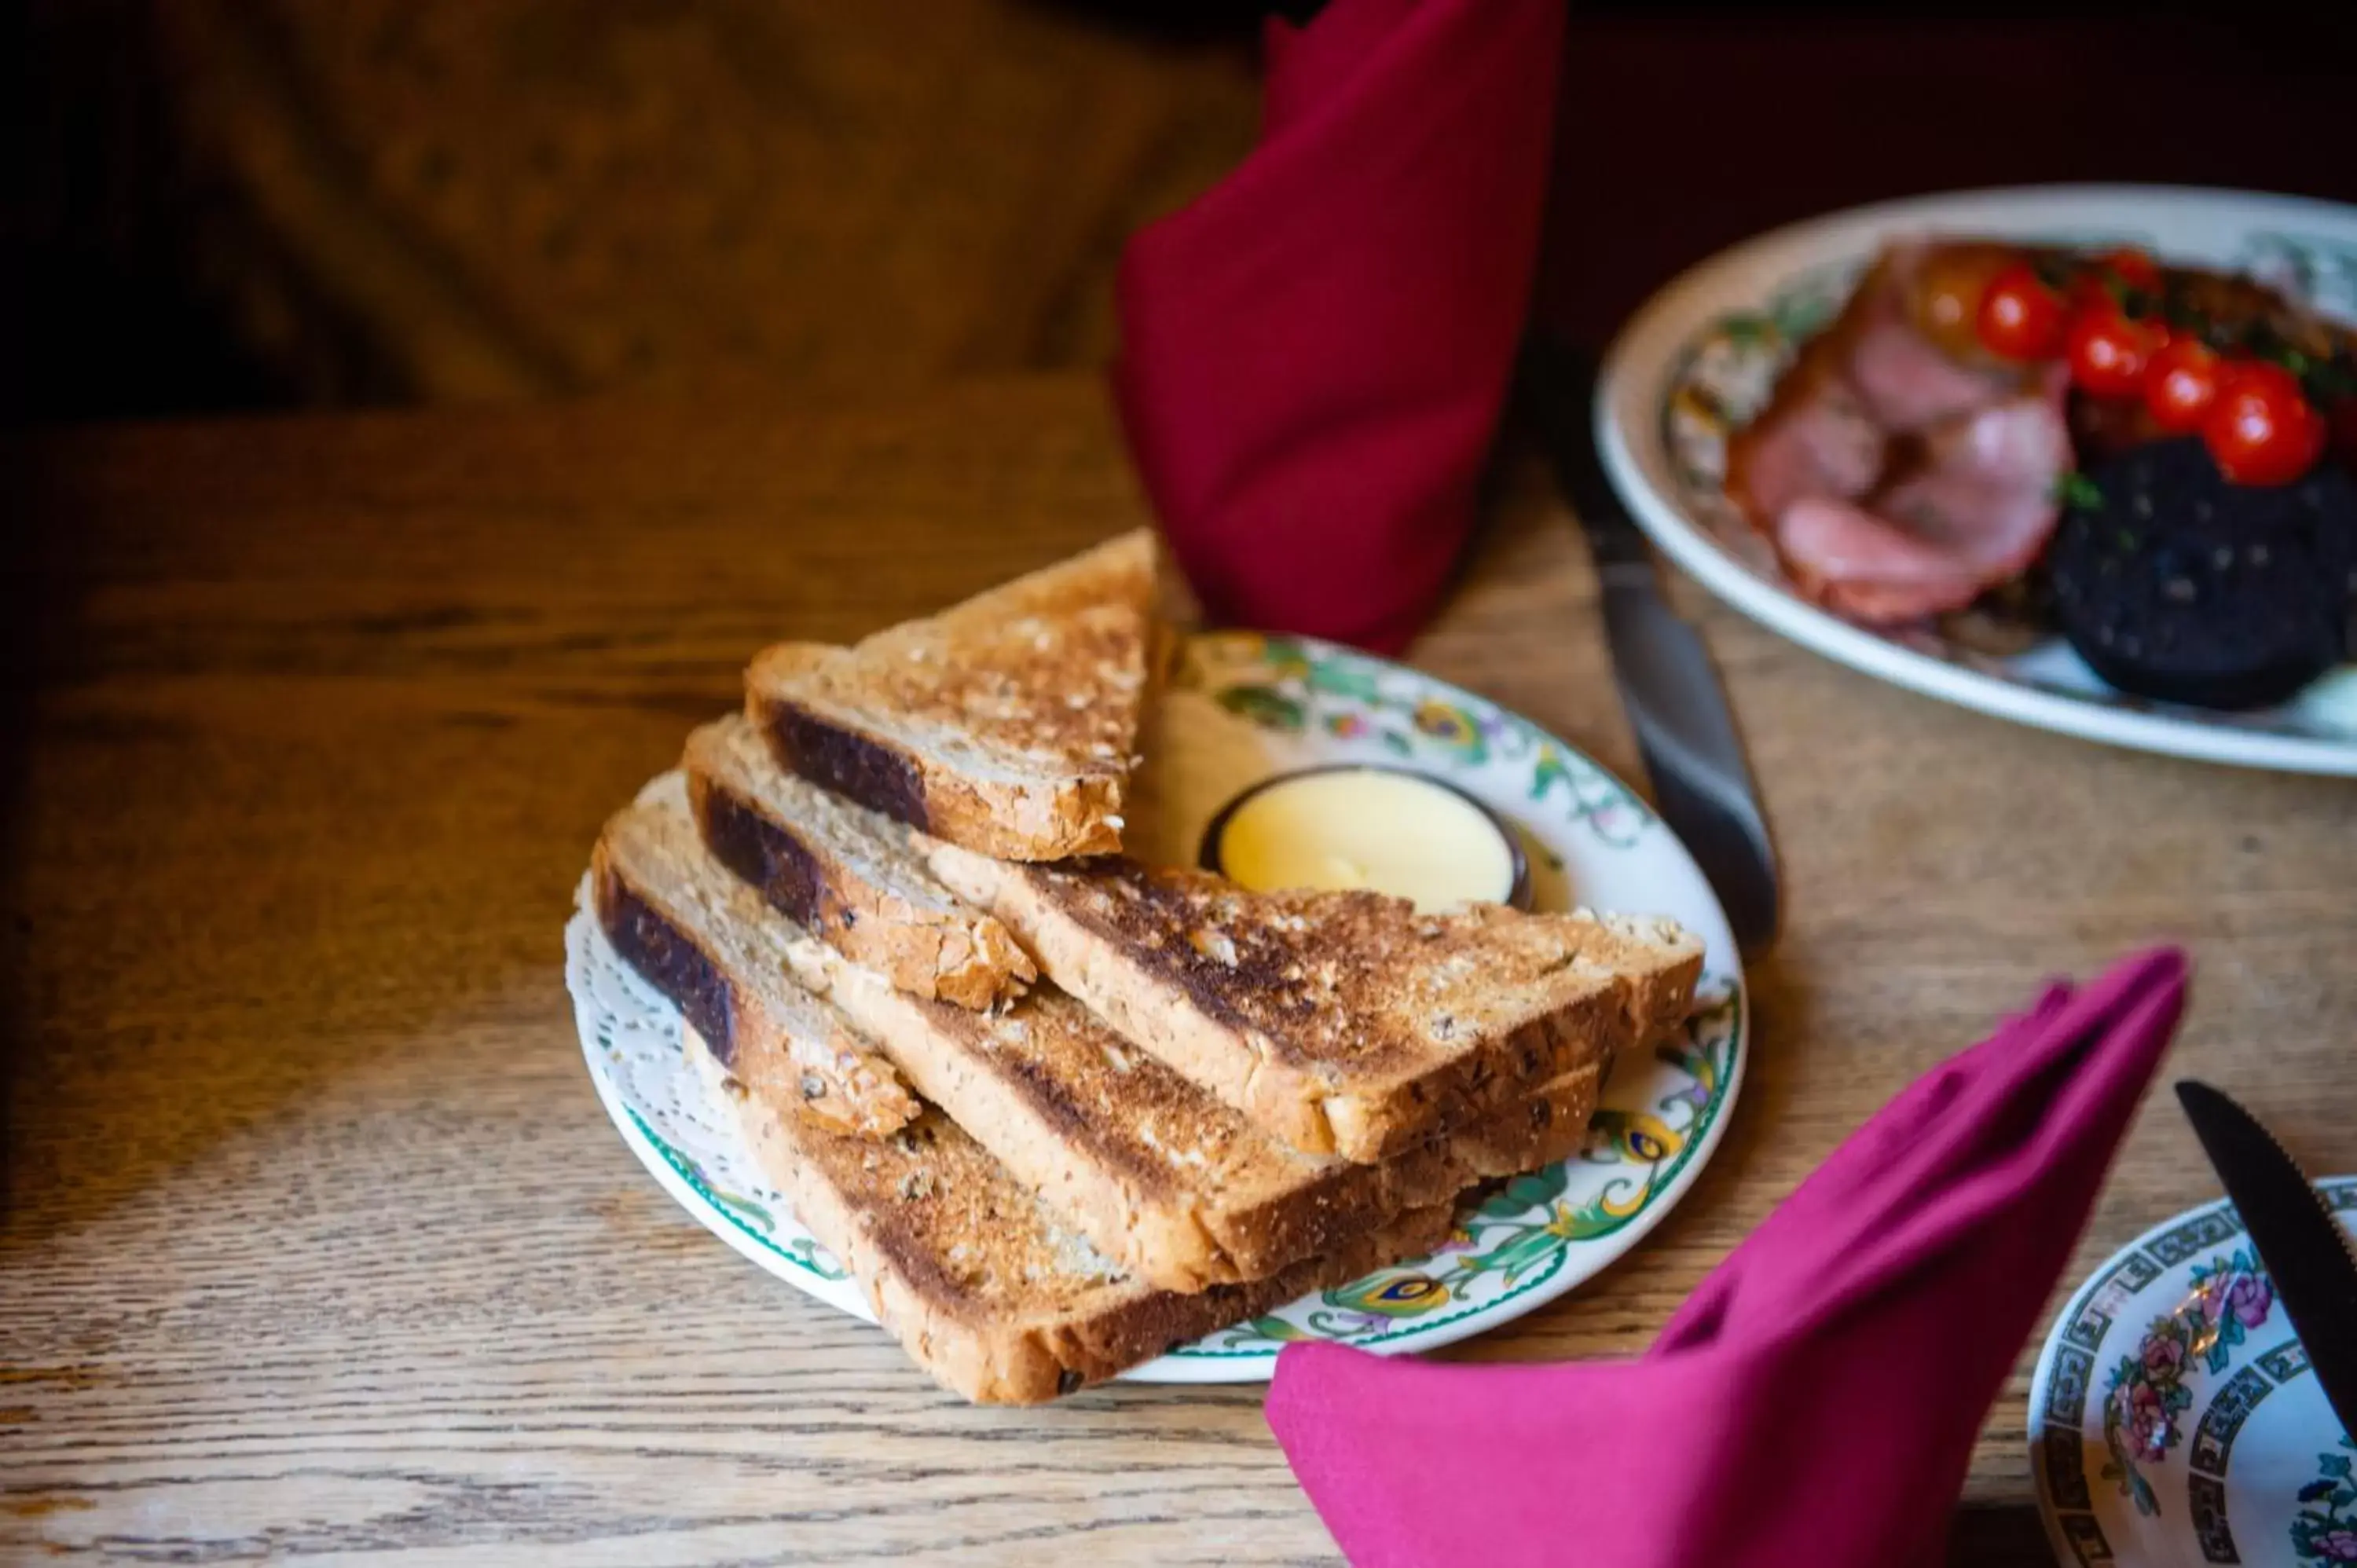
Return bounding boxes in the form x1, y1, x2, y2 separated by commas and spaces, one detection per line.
567, 630, 1749, 1382
1597, 185, 2357, 776
2029, 1179, 2357, 1567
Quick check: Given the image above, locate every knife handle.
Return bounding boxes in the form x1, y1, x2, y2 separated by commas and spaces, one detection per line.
1515, 337, 1654, 569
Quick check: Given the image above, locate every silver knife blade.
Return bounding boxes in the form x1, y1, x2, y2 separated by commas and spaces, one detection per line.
2176, 1079, 2357, 1440
1517, 336, 1780, 953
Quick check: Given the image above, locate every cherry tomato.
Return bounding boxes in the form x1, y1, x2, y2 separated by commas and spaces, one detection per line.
2142, 337, 2225, 434
2201, 361, 2327, 485
2069, 247, 2165, 310
2066, 308, 2162, 399
2097, 247, 2163, 292
1912, 244, 2019, 361
1975, 262, 2068, 361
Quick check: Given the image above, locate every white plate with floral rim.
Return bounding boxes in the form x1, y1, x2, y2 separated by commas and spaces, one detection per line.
2028, 1178, 2357, 1566
1596, 184, 2357, 777
566, 629, 1747, 1383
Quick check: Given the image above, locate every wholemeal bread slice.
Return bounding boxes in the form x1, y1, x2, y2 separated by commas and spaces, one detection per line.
685, 713, 1036, 1009
604, 786, 1451, 1401
789, 938, 1607, 1292
593, 781, 919, 1140
743, 530, 1160, 862
692, 1031, 1453, 1403
929, 848, 1705, 1163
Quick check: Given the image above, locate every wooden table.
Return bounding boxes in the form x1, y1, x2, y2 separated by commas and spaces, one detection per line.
6, 379, 2354, 1566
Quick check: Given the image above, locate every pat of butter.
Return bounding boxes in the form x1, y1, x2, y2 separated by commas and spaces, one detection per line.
1214, 768, 1517, 911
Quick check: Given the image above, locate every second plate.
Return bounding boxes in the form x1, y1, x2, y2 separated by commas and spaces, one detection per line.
1597, 183, 2357, 776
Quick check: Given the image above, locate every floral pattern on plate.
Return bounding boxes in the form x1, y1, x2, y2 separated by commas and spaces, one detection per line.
2029, 1178, 2357, 1566
1191, 632, 1652, 853
2100, 1247, 2275, 1515
569, 630, 1748, 1382
2295, 1438, 2357, 1565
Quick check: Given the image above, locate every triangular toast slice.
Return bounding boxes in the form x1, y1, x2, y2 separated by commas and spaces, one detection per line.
685, 713, 1036, 1009
790, 939, 1606, 1292
617, 783, 1597, 1291
695, 1035, 1451, 1405
592, 781, 918, 1139
929, 847, 1705, 1163
743, 530, 1160, 861
596, 792, 1453, 1401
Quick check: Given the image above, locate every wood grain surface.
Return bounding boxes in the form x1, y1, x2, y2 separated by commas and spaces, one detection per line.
5, 379, 2354, 1565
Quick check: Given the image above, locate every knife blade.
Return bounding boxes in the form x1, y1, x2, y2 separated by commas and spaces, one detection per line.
2176, 1079, 2357, 1440
1516, 335, 1780, 954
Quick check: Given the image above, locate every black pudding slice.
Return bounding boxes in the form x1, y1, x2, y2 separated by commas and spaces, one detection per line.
2049, 438, 2356, 711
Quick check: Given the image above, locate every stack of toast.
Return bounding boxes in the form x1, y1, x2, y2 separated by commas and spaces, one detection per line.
589, 530, 1704, 1403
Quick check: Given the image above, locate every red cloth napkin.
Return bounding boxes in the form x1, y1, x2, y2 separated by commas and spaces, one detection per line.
1112, 0, 1564, 655
1268, 948, 2190, 1568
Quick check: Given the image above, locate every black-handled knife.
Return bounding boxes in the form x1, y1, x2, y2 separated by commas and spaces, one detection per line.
1516, 334, 1780, 954
2176, 1079, 2357, 1440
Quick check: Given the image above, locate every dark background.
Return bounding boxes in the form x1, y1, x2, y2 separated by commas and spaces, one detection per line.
9, 2, 2357, 428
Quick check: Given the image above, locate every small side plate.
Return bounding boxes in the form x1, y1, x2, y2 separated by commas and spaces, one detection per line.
2028, 1178, 2357, 1566
568, 630, 1750, 1383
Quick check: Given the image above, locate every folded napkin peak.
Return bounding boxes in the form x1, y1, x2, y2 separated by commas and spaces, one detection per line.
1114, 0, 1566, 654
1270, 948, 2190, 1568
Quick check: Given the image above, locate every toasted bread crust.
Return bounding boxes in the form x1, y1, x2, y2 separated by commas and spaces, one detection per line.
592, 800, 918, 1140
790, 944, 1611, 1290
686, 718, 1035, 1009
1209, 1057, 1601, 1280
748, 687, 1129, 861
929, 848, 1703, 1162
761, 696, 935, 833
741, 532, 1159, 862
687, 1028, 1454, 1404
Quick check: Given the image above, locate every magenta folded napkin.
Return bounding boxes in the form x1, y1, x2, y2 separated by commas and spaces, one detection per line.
1268, 948, 2190, 1568
1113, 0, 1563, 655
